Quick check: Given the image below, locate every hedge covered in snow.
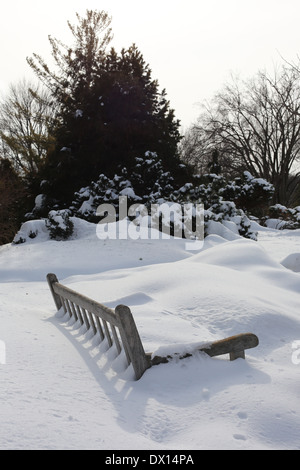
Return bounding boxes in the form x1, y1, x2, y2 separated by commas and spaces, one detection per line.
262, 204, 300, 230
18, 152, 278, 243
66, 152, 274, 241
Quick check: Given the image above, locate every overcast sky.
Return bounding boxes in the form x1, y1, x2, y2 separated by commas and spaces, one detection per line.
1, 0, 300, 129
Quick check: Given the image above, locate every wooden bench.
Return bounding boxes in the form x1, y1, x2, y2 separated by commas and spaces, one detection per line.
47, 273, 259, 380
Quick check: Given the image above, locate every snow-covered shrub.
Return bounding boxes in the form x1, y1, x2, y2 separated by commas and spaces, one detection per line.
128, 152, 177, 204
176, 173, 225, 207
264, 204, 300, 229
204, 201, 257, 240
46, 210, 74, 240
176, 171, 273, 213
219, 171, 274, 216
13, 220, 50, 244
71, 152, 176, 221
25, 179, 58, 220
23, 150, 268, 242
71, 172, 142, 222
175, 174, 258, 240
71, 174, 118, 222
69, 158, 261, 240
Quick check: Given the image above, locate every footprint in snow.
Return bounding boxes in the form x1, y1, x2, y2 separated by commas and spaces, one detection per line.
237, 411, 248, 420
233, 433, 247, 441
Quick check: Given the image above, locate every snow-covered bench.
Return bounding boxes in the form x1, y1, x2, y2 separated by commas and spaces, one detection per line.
47, 273, 259, 380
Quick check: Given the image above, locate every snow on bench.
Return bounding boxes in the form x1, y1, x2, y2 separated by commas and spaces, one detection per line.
47, 273, 259, 380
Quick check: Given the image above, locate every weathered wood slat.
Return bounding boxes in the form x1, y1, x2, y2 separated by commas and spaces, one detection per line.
115, 305, 151, 380
65, 299, 73, 319
95, 316, 105, 341
102, 320, 113, 347
74, 303, 84, 325
151, 333, 259, 366
46, 273, 62, 310
201, 333, 258, 359
87, 311, 97, 335
69, 300, 78, 322
61, 297, 67, 315
111, 324, 122, 355
80, 307, 90, 331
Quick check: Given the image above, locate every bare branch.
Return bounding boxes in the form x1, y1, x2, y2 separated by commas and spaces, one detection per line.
185, 65, 300, 204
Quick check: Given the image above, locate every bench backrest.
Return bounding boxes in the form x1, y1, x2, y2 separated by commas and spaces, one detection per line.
47, 273, 150, 379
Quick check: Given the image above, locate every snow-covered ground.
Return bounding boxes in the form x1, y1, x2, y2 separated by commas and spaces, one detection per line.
0, 219, 300, 450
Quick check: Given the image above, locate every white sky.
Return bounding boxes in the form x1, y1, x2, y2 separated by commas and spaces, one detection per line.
1, 0, 300, 129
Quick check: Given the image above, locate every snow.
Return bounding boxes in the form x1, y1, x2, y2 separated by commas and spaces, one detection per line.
119, 187, 141, 200
12, 219, 49, 244
281, 253, 300, 273
1, 219, 300, 450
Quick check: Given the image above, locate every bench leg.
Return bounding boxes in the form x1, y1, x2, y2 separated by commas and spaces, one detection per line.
230, 350, 245, 360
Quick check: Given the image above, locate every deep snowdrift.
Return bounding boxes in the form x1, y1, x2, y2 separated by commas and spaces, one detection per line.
0, 219, 300, 449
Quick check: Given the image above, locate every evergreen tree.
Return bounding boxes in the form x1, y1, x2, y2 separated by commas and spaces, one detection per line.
27, 10, 184, 208
27, 10, 113, 206
94, 45, 182, 172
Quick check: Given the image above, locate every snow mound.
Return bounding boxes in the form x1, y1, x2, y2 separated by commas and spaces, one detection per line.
12, 220, 50, 244
13, 217, 98, 245
190, 237, 280, 272
206, 219, 241, 241
1, 226, 300, 449
281, 253, 300, 272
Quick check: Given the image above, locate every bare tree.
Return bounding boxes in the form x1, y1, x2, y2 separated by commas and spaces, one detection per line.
179, 125, 235, 179
179, 126, 209, 174
188, 65, 300, 205
0, 79, 56, 181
